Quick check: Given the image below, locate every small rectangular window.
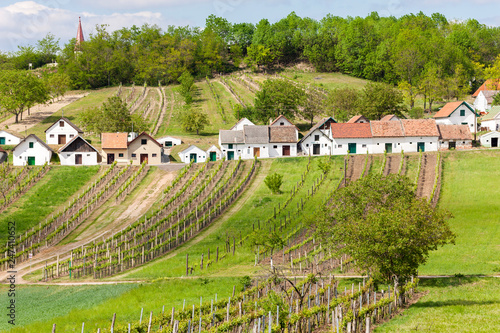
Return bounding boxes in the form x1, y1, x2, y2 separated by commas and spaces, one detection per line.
273, 145, 277, 149
338, 144, 342, 148
119, 153, 124, 157
141, 139, 147, 145
460, 109, 465, 117
131, 153, 136, 157
29, 142, 34, 148
152, 153, 157, 157
314, 135, 320, 141
69, 134, 74, 138
362, 144, 366, 148
59, 121, 64, 127
228, 144, 233, 149
50, 134, 54, 138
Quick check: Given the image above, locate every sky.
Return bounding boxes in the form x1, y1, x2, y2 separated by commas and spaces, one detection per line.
1, 0, 500, 53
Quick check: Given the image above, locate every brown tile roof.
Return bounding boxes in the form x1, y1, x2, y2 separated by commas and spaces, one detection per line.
370, 121, 404, 137
128, 132, 162, 147
437, 125, 472, 140
472, 79, 500, 97
101, 132, 128, 149
331, 123, 372, 138
401, 119, 439, 137
269, 126, 297, 143
347, 115, 369, 123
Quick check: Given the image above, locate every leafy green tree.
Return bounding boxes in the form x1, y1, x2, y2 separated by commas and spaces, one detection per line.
312, 174, 456, 284
36, 33, 60, 64
360, 82, 406, 120
179, 106, 209, 135
324, 87, 360, 122
492, 93, 500, 107
0, 70, 48, 123
254, 79, 305, 123
79, 96, 148, 134
301, 87, 326, 126
178, 71, 195, 104
264, 172, 283, 194
44, 72, 71, 102
245, 44, 277, 70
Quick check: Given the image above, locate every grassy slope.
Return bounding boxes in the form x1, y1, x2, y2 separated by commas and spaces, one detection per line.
420, 150, 500, 275
0, 166, 100, 240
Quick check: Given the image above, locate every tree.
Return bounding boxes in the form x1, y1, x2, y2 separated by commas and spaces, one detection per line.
312, 174, 455, 284
301, 87, 326, 126
324, 87, 360, 122
264, 172, 283, 194
36, 33, 60, 64
245, 44, 277, 70
44, 72, 71, 102
179, 106, 209, 135
79, 96, 148, 134
177, 71, 195, 104
0, 70, 48, 123
492, 92, 500, 106
360, 82, 406, 120
254, 79, 305, 123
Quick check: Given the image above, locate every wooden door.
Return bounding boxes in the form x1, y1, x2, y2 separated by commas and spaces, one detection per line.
385, 143, 392, 153
449, 142, 456, 150
227, 151, 234, 160
253, 147, 260, 158
348, 143, 356, 154
0, 137, 5, 145
75, 154, 82, 165
282, 145, 290, 156
58, 135, 66, 145
210, 151, 217, 161
313, 144, 320, 155
492, 138, 498, 148
417, 142, 425, 152
140, 154, 149, 164
27, 156, 35, 165
107, 153, 115, 164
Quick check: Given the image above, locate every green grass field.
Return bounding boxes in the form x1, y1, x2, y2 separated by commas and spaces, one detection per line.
0, 166, 100, 240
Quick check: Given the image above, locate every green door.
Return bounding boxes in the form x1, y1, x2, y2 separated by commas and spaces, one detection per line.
348, 143, 357, 154
0, 137, 5, 145
385, 143, 392, 153
209, 151, 217, 162
417, 142, 425, 152
189, 153, 197, 163
27, 156, 35, 165
227, 151, 234, 160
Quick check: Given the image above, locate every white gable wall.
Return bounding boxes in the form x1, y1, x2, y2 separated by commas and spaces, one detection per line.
59, 152, 98, 165
178, 146, 207, 163
480, 132, 500, 148
436, 105, 477, 133
157, 136, 182, 148
46, 120, 80, 144
300, 129, 332, 156
232, 119, 254, 131
13, 139, 52, 166
271, 117, 294, 127
473, 91, 490, 113
0, 131, 22, 145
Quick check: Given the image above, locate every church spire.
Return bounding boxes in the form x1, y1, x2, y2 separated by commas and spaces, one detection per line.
75, 17, 84, 49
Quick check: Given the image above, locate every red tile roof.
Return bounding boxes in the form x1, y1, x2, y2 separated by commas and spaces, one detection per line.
401, 119, 439, 137
101, 133, 128, 149
331, 123, 372, 138
433, 101, 464, 118
347, 115, 369, 123
437, 125, 472, 140
370, 121, 404, 137
472, 79, 500, 97
380, 114, 398, 121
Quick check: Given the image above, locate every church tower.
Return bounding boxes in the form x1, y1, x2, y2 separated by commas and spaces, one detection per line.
75, 17, 84, 51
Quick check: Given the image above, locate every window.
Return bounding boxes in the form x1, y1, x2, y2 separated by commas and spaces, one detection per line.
59, 121, 64, 127
50, 134, 54, 138
362, 144, 366, 148
152, 153, 157, 157
338, 144, 342, 148
247, 149, 250, 154
228, 144, 233, 149
460, 109, 465, 117
280, 122, 285, 126
394, 143, 397, 148
141, 139, 147, 145
119, 153, 124, 157
410, 142, 413, 144
306, 144, 309, 147
238, 150, 241, 152
29, 142, 34, 148
377, 143, 380, 145
69, 134, 74, 138
131, 153, 136, 157
87, 154, 90, 156
67, 154, 70, 157
314, 135, 320, 141
273, 145, 278, 149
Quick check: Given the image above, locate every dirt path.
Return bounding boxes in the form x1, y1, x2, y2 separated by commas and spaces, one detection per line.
416, 153, 437, 200
219, 78, 245, 107
383, 154, 402, 176
0, 168, 177, 284
152, 87, 167, 136
114, 160, 271, 280
0, 94, 88, 132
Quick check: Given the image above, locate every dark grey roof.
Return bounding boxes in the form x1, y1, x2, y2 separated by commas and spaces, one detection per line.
220, 130, 244, 144
244, 126, 269, 144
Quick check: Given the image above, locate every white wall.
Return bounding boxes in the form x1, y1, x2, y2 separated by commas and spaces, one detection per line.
400, 137, 439, 153
46, 120, 80, 145
371, 138, 404, 154
0, 131, 22, 145
241, 144, 270, 159
59, 152, 98, 165
300, 129, 332, 156
179, 147, 207, 163
480, 132, 500, 148
220, 143, 244, 160
481, 119, 500, 132
157, 137, 182, 147
13, 139, 52, 166
473, 92, 489, 113
331, 138, 372, 155
269, 143, 297, 158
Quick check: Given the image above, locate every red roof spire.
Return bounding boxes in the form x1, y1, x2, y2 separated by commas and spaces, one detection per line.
76, 17, 84, 47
